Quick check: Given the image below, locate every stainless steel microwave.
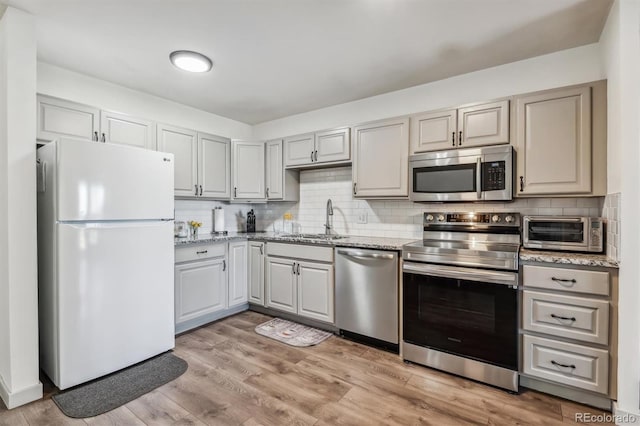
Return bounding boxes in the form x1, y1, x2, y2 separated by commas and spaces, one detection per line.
523, 216, 604, 253
409, 145, 513, 202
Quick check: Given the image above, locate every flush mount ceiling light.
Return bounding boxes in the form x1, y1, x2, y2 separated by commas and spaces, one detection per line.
169, 50, 213, 73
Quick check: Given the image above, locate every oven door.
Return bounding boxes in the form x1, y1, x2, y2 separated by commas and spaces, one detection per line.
410, 154, 482, 202
403, 262, 518, 370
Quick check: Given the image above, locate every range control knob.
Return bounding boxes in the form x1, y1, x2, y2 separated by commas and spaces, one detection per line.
437, 214, 445, 222
492, 215, 501, 223
425, 214, 434, 222
504, 215, 514, 223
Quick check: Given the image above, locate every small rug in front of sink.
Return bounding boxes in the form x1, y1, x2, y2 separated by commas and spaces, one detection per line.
255, 318, 332, 347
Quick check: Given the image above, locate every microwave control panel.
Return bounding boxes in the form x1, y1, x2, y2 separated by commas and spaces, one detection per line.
482, 161, 506, 191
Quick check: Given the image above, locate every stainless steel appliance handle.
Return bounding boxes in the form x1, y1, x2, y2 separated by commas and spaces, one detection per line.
403, 262, 517, 287
337, 250, 395, 260
525, 216, 583, 222
476, 157, 482, 199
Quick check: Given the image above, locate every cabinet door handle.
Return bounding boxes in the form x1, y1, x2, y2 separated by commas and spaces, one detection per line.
223, 260, 226, 271
195, 184, 198, 196
234, 187, 237, 198
458, 131, 462, 145
551, 277, 577, 284
266, 187, 269, 198
196, 250, 208, 254
101, 133, 106, 143
297, 263, 300, 275
551, 314, 576, 322
452, 132, 455, 146
519, 176, 524, 192
260, 245, 263, 255
292, 262, 296, 274
311, 151, 314, 162
353, 182, 357, 195
93, 131, 99, 141
551, 360, 576, 369
199, 185, 203, 196
314, 150, 318, 162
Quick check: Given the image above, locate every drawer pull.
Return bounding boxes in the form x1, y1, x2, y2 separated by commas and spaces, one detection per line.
551, 313, 576, 322
551, 360, 576, 369
551, 277, 577, 284
196, 250, 208, 254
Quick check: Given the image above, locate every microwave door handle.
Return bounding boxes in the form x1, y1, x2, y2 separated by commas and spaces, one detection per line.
476, 157, 482, 199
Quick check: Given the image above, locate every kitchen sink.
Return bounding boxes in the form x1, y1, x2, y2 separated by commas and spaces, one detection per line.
284, 233, 345, 240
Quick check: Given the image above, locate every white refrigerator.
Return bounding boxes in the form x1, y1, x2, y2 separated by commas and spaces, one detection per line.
37, 138, 175, 390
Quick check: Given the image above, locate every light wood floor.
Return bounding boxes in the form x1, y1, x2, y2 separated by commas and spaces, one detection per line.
0, 311, 613, 425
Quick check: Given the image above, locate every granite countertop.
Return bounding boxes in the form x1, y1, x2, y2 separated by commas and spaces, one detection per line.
519, 248, 619, 269
175, 232, 416, 251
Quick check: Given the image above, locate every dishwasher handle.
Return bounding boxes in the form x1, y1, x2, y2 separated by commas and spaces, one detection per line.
337, 249, 395, 260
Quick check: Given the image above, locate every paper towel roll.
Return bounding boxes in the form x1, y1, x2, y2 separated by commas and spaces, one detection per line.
213, 208, 225, 232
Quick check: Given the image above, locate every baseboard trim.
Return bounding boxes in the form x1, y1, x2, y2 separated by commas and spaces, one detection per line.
612, 403, 640, 425
0, 375, 42, 410
519, 375, 612, 410
175, 303, 249, 335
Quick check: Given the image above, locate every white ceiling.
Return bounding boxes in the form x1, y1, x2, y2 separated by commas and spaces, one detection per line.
9, 0, 612, 124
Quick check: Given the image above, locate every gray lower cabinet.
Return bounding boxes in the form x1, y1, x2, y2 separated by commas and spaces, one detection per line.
248, 241, 265, 304
520, 262, 617, 406
265, 243, 334, 323
174, 241, 249, 334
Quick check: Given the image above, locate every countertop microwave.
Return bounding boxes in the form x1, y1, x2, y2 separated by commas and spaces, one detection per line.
523, 216, 604, 253
409, 145, 513, 202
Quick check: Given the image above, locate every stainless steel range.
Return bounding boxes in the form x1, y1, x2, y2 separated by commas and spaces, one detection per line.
402, 212, 521, 392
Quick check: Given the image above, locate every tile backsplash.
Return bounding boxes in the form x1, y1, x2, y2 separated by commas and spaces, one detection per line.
602, 192, 621, 261
176, 166, 607, 242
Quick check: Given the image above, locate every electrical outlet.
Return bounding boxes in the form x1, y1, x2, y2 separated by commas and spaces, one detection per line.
357, 211, 368, 224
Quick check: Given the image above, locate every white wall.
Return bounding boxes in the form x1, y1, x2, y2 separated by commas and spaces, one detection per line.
253, 43, 604, 139
599, 0, 640, 420
37, 62, 253, 140
0, 7, 42, 409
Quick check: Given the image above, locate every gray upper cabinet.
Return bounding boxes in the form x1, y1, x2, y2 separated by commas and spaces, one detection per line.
157, 124, 199, 197
266, 140, 284, 200
100, 110, 156, 150
199, 132, 231, 199
284, 133, 315, 166
514, 86, 592, 195
266, 139, 299, 202
352, 117, 409, 198
37, 95, 100, 142
458, 100, 509, 148
410, 100, 509, 154
315, 127, 350, 163
232, 141, 265, 200
284, 127, 350, 168
410, 109, 457, 153
158, 125, 231, 199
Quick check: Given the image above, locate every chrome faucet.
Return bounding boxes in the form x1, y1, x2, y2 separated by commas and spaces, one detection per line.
325, 199, 334, 235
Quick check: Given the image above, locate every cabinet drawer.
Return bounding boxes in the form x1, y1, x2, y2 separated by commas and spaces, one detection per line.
523, 265, 609, 296
175, 243, 226, 263
522, 335, 608, 394
267, 242, 333, 263
523, 290, 609, 345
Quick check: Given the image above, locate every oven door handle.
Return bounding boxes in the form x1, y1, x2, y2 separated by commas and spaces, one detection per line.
403, 262, 518, 287
525, 216, 584, 222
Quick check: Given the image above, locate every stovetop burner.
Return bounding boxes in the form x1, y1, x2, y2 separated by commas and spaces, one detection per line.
402, 212, 521, 271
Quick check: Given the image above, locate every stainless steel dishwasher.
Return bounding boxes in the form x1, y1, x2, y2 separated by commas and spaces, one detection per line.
335, 247, 399, 351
